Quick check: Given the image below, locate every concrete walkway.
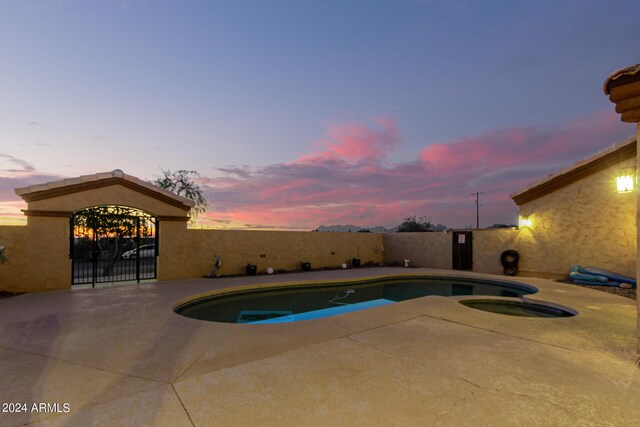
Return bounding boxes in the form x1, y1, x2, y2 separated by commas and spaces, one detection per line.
0, 268, 638, 426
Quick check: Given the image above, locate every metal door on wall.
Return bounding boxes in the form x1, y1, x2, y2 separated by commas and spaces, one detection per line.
70, 206, 158, 286
452, 231, 473, 270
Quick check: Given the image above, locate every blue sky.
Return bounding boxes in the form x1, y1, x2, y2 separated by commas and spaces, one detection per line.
1, 0, 638, 229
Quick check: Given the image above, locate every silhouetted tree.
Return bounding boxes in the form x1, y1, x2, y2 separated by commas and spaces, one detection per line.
397, 215, 433, 232
151, 169, 208, 220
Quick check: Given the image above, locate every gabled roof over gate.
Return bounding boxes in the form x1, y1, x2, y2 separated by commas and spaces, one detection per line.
15, 169, 195, 219
510, 136, 636, 206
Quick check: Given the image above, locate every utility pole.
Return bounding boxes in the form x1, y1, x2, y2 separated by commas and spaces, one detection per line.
471, 192, 484, 229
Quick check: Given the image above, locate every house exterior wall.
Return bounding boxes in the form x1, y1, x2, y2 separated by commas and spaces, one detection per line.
515, 156, 636, 278
635, 124, 639, 355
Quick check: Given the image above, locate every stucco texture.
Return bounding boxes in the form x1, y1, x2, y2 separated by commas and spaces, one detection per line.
516, 157, 636, 278
0, 218, 70, 292
159, 229, 384, 280
382, 232, 451, 269
472, 229, 520, 275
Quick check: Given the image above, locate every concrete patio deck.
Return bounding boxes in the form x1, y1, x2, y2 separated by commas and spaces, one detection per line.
0, 267, 638, 426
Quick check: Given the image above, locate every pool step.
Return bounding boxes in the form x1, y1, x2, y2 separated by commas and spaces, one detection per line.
248, 298, 395, 324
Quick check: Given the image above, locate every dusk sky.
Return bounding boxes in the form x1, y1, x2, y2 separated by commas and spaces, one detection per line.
1, 0, 638, 230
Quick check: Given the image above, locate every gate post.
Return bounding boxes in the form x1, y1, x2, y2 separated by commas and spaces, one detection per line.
136, 216, 141, 283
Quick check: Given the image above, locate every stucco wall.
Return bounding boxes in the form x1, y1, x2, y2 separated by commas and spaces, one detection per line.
516, 157, 636, 278
382, 232, 452, 269
383, 230, 521, 275
159, 229, 384, 280
0, 225, 28, 292
472, 229, 520, 275
2, 219, 385, 291
0, 218, 70, 292
382, 166, 636, 281
636, 125, 639, 356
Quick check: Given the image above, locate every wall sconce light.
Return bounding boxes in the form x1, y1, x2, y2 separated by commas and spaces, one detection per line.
518, 217, 532, 228
616, 167, 635, 193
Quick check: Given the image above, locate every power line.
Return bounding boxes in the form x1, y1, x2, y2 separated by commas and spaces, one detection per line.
471, 192, 484, 229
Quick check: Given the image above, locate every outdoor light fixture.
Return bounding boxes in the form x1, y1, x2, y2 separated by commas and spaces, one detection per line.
616, 167, 635, 193
518, 217, 532, 228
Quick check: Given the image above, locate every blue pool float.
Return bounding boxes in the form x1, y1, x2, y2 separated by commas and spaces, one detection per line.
580, 266, 636, 287
569, 271, 608, 283
570, 279, 626, 287
569, 265, 635, 289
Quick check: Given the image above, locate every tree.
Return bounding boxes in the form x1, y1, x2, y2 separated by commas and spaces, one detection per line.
151, 169, 208, 220
397, 215, 433, 232
73, 206, 154, 276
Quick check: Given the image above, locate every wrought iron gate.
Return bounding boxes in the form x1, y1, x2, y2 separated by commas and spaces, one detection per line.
70, 206, 158, 286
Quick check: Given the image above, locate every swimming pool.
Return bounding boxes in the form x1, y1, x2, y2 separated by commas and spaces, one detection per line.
174, 275, 540, 324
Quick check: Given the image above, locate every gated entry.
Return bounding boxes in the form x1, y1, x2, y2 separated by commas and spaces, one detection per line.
70, 206, 158, 286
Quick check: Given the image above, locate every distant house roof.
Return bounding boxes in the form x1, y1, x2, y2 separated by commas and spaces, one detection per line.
15, 169, 195, 210
511, 137, 636, 206
603, 63, 640, 95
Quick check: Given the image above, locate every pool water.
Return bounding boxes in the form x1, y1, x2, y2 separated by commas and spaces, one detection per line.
175, 275, 538, 324
460, 299, 575, 318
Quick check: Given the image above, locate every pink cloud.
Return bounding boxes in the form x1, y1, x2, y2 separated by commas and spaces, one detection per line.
297, 116, 399, 164
207, 111, 631, 229
420, 111, 624, 177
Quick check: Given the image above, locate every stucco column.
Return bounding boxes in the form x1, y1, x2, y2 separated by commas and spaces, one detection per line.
603, 64, 640, 354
